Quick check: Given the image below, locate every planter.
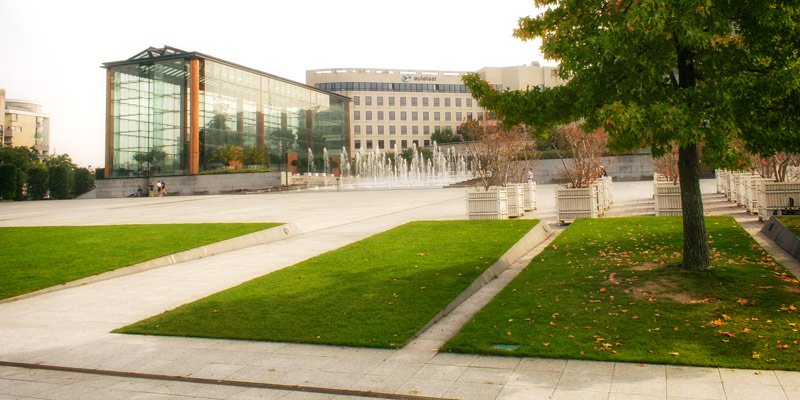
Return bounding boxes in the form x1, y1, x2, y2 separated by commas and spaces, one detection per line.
757, 181, 800, 221
467, 187, 508, 220
556, 186, 598, 225
736, 173, 758, 206
593, 176, 613, 213
716, 169, 727, 194
506, 184, 525, 218
654, 184, 682, 216
522, 181, 537, 211
741, 175, 771, 213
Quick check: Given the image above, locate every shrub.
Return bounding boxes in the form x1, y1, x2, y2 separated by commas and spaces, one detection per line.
95, 167, 105, 180
27, 164, 48, 200
74, 168, 94, 196
0, 164, 17, 200
48, 165, 70, 199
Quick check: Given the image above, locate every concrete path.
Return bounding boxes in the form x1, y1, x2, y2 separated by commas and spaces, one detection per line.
1, 181, 800, 400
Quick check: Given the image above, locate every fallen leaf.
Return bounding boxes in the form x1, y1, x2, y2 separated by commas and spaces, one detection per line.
710, 319, 726, 327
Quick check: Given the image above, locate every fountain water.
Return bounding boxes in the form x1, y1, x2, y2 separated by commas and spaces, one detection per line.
296, 142, 473, 190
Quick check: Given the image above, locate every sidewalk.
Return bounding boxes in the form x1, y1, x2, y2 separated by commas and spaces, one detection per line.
1, 181, 799, 400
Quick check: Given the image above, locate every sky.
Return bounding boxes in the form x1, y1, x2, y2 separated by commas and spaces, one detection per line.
0, 0, 549, 167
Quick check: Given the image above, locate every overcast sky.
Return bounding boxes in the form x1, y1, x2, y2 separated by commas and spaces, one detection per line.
0, 0, 548, 167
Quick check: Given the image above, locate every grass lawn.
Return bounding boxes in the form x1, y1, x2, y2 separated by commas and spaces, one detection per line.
778, 216, 800, 237
116, 220, 540, 348
442, 216, 800, 370
0, 223, 278, 300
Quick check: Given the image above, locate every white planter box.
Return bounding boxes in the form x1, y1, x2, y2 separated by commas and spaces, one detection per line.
757, 181, 800, 221
716, 169, 727, 194
654, 184, 682, 216
736, 173, 758, 206
506, 184, 525, 218
467, 187, 509, 220
522, 181, 537, 211
726, 172, 735, 199
556, 186, 598, 225
740, 175, 769, 213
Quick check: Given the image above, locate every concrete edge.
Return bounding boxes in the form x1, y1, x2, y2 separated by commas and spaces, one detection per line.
761, 216, 800, 264
412, 221, 553, 338
1, 223, 303, 304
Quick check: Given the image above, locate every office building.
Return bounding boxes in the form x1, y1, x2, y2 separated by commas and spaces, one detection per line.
306, 63, 563, 151
103, 46, 350, 179
1, 89, 50, 156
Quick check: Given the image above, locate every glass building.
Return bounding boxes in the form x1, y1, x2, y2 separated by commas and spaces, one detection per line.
103, 46, 350, 178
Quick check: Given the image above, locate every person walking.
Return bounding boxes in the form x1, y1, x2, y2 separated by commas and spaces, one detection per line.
161, 180, 167, 196
156, 180, 162, 196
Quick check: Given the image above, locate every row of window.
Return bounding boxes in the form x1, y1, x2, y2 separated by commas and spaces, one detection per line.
354, 110, 482, 122
353, 95, 474, 108
315, 82, 470, 93
354, 139, 430, 150
353, 125, 456, 136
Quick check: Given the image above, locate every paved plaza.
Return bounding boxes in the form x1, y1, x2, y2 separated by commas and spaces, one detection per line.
1, 180, 799, 400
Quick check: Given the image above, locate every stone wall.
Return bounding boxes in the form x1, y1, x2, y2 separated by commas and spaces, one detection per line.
95, 172, 281, 198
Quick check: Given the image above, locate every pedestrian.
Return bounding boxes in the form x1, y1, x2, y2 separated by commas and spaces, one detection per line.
156, 180, 162, 196
161, 180, 167, 196
526, 168, 534, 183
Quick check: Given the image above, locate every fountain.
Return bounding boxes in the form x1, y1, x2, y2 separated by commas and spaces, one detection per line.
293, 142, 474, 191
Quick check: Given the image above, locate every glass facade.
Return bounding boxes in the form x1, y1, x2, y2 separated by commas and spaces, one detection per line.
106, 49, 349, 178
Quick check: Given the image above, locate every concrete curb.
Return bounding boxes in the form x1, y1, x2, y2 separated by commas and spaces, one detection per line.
413, 221, 553, 337
1, 223, 302, 304
761, 216, 800, 261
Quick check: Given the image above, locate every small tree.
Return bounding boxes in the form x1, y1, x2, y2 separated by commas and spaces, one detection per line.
48, 165, 70, 199
213, 144, 243, 168
0, 164, 17, 200
242, 145, 269, 167
27, 164, 48, 200
653, 146, 681, 185
73, 167, 95, 196
556, 123, 608, 188
431, 127, 459, 144
750, 152, 798, 182
462, 118, 531, 190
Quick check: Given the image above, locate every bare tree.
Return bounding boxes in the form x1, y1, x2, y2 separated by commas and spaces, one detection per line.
556, 123, 608, 188
462, 118, 533, 190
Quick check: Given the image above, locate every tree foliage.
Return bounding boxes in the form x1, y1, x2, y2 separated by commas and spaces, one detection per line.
0, 164, 17, 200
462, 1, 800, 270
73, 167, 95, 197
27, 164, 49, 200
48, 165, 70, 200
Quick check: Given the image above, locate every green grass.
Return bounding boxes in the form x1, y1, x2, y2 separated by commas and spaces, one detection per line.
116, 220, 540, 348
442, 216, 800, 370
0, 223, 278, 300
778, 216, 800, 237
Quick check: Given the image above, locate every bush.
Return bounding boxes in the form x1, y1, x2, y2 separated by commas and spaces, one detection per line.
74, 168, 94, 196
0, 164, 17, 200
94, 168, 105, 180
48, 165, 70, 199
27, 165, 48, 200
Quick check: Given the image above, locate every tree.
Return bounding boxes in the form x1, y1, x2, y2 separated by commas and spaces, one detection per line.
431, 127, 459, 144
242, 145, 269, 167
48, 165, 70, 199
27, 164, 48, 200
462, 2, 800, 271
0, 164, 17, 200
557, 123, 609, 188
212, 144, 243, 168
461, 117, 532, 190
73, 167, 95, 196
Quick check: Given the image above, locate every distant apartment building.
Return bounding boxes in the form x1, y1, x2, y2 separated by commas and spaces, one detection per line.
306, 63, 565, 151
0, 89, 50, 156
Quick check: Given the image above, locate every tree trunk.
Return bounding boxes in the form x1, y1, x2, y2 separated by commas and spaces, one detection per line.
678, 143, 710, 271
674, 41, 710, 271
